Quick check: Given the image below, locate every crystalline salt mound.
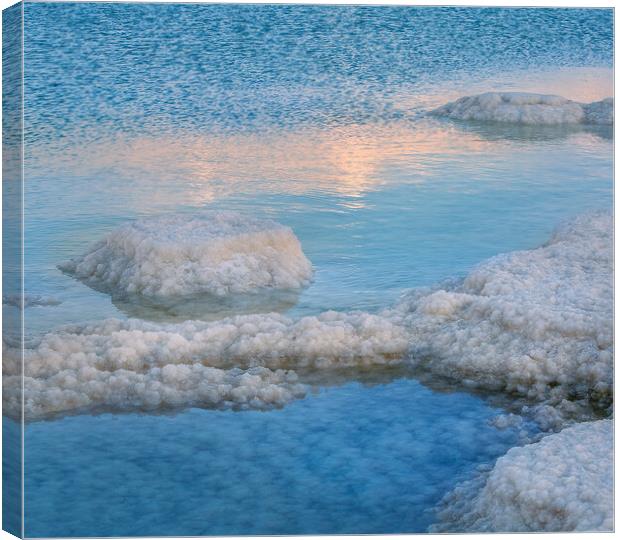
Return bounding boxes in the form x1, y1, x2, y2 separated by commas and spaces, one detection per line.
431, 419, 613, 532
59, 212, 313, 298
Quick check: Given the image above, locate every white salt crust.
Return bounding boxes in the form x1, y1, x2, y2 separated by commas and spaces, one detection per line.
395, 211, 613, 415
431, 419, 613, 532
432, 93, 613, 125
4, 311, 407, 419
59, 212, 313, 298
4, 212, 612, 422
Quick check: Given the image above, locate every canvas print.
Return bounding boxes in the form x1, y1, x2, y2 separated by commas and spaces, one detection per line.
2, 2, 614, 537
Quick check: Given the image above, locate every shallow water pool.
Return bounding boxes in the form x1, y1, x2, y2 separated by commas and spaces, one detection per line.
24, 379, 534, 536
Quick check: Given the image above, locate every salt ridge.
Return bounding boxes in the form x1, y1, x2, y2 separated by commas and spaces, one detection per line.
3, 293, 62, 308
395, 211, 613, 427
4, 311, 407, 419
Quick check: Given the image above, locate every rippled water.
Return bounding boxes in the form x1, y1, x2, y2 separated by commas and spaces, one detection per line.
13, 4, 613, 536
23, 4, 612, 141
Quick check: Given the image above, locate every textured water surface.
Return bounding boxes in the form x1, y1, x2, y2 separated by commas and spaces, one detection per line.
24, 380, 534, 536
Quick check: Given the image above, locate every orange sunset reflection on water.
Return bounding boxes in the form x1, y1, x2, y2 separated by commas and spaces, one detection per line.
28, 66, 612, 211
34, 120, 504, 204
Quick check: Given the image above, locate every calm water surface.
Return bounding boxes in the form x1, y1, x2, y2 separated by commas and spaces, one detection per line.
14, 4, 613, 536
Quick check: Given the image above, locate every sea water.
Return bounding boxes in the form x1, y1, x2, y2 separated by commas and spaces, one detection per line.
12, 4, 613, 536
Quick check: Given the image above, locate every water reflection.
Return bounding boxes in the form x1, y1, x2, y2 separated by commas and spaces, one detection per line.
21, 102, 614, 336
28, 121, 497, 204
110, 288, 302, 323
28, 112, 612, 217
432, 117, 613, 142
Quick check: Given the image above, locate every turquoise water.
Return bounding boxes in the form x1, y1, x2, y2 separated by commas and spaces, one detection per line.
13, 4, 614, 536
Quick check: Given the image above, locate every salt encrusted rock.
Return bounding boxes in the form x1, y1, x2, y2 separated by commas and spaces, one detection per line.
432, 92, 613, 125
59, 212, 313, 298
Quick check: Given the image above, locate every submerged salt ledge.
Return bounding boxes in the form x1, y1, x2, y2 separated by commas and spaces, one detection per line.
432, 93, 613, 125
432, 419, 613, 532
59, 212, 313, 298
4, 212, 612, 422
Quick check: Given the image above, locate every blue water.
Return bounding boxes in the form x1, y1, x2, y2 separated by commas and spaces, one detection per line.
23, 5, 612, 139
23, 380, 533, 537
13, 3, 614, 537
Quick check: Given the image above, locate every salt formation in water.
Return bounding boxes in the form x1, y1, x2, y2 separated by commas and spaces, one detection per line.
432, 93, 613, 125
432, 419, 612, 532
3, 311, 407, 419
396, 211, 612, 422
6, 212, 611, 422
59, 212, 313, 298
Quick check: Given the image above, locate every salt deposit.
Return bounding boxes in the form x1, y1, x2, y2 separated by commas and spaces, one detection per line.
432, 93, 613, 125
5, 365, 305, 420
7, 212, 612, 423
3, 311, 408, 419
59, 212, 313, 298
396, 211, 613, 416
432, 419, 613, 532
